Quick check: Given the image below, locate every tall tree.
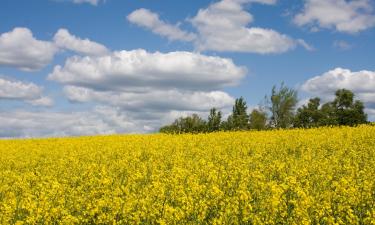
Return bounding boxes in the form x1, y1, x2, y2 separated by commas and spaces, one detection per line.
207, 108, 222, 132
231, 97, 249, 130
249, 109, 267, 130
294, 97, 324, 128
331, 89, 367, 126
267, 83, 298, 128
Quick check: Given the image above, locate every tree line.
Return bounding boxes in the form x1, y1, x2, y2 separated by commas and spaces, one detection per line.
159, 83, 368, 133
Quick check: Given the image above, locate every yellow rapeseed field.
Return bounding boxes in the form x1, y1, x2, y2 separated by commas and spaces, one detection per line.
0, 125, 375, 224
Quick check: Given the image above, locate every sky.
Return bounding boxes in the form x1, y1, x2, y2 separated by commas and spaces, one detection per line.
1, 0, 375, 138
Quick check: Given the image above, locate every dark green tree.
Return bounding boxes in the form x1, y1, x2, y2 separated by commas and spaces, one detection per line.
331, 89, 367, 126
294, 97, 324, 128
207, 108, 222, 132
159, 114, 206, 133
220, 115, 233, 131
319, 102, 338, 126
249, 109, 267, 130
267, 83, 298, 128
231, 97, 249, 130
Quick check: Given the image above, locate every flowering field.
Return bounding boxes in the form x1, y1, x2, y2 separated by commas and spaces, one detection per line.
0, 125, 375, 224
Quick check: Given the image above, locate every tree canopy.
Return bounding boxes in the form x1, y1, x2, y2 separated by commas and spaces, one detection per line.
159, 86, 368, 134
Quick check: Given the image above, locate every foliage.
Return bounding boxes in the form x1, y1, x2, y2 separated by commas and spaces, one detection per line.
1, 125, 375, 224
267, 83, 298, 128
331, 89, 367, 126
207, 108, 222, 132
160, 114, 206, 134
159, 85, 368, 133
294, 98, 324, 128
294, 89, 368, 128
249, 109, 267, 130
231, 97, 249, 130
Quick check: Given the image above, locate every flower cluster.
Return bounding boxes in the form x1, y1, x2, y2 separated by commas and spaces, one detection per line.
1, 125, 374, 224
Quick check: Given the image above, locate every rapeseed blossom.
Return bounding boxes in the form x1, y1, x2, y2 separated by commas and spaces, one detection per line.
0, 125, 374, 224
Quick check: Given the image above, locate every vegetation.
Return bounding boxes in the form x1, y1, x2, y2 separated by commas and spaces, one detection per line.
267, 83, 298, 129
1, 125, 374, 224
160, 84, 368, 134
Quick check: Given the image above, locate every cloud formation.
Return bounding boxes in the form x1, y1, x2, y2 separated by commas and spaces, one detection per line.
128, 0, 310, 54
0, 106, 140, 138
48, 49, 246, 90
54, 29, 109, 56
190, 0, 299, 53
45, 49, 246, 136
0, 28, 58, 71
0, 27, 114, 71
0, 76, 53, 106
127, 8, 197, 42
301, 67, 375, 105
64, 86, 235, 112
294, 0, 375, 33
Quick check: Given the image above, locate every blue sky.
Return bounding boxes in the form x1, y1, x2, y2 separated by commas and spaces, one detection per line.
1, 0, 375, 137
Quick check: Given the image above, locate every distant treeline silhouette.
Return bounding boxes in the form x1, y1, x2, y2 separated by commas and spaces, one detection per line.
160, 83, 368, 133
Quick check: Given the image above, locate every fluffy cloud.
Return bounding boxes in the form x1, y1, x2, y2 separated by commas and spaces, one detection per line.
64, 86, 234, 112
0, 27, 111, 71
27, 96, 54, 107
48, 49, 246, 90
0, 104, 229, 138
301, 67, 375, 105
0, 77, 42, 100
0, 28, 58, 71
294, 0, 375, 33
45, 49, 245, 136
54, 29, 109, 56
127, 8, 197, 42
0, 106, 142, 138
127, 0, 310, 54
190, 0, 301, 53
0, 76, 53, 106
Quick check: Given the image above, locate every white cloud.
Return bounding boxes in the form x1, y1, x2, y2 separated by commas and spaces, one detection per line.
127, 8, 197, 42
127, 0, 310, 53
0, 27, 112, 71
0, 27, 58, 71
294, 0, 375, 33
301, 68, 375, 106
297, 39, 315, 51
190, 0, 307, 53
72, 0, 102, 5
0, 76, 53, 106
64, 86, 235, 112
45, 49, 245, 136
0, 106, 142, 138
0, 104, 231, 138
48, 49, 246, 90
54, 28, 109, 56
27, 96, 54, 107
0, 77, 42, 100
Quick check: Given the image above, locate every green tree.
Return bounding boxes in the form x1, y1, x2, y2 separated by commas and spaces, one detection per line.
331, 89, 367, 126
159, 114, 206, 133
294, 97, 324, 128
207, 108, 222, 132
249, 109, 267, 130
231, 97, 249, 130
267, 83, 298, 128
220, 115, 233, 131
